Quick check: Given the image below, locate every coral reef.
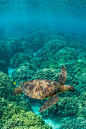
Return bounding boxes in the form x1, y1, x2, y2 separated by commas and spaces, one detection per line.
40, 97, 79, 118
0, 40, 10, 64
32, 68, 60, 81
36, 36, 68, 58
77, 92, 86, 119
28, 36, 68, 69
75, 59, 86, 76
7, 38, 24, 57
31, 36, 68, 68
10, 52, 33, 68
60, 117, 86, 129
2, 111, 52, 129
1, 101, 31, 127
0, 60, 8, 74
77, 72, 86, 93
0, 29, 86, 129
0, 71, 16, 100
12, 64, 36, 84
0, 38, 23, 65
31, 45, 78, 70
57, 97, 79, 117
0, 97, 8, 119
30, 57, 43, 68
25, 31, 47, 52
53, 47, 78, 64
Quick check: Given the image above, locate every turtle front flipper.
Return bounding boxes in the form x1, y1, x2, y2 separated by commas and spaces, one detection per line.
39, 94, 59, 112
58, 66, 67, 85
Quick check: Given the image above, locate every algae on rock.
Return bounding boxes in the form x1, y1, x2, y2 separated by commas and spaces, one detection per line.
2, 111, 52, 129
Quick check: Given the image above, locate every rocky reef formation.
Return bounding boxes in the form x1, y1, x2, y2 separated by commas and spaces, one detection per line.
32, 68, 60, 81
2, 111, 52, 129
12, 64, 36, 84
0, 72, 51, 129
0, 71, 15, 101
0, 30, 86, 129
10, 52, 33, 68
60, 117, 86, 129
0, 60, 8, 74
0, 97, 51, 129
40, 97, 79, 118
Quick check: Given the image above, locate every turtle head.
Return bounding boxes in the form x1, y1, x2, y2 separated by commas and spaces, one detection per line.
59, 85, 75, 93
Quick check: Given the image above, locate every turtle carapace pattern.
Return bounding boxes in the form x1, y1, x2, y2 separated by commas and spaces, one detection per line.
13, 66, 75, 112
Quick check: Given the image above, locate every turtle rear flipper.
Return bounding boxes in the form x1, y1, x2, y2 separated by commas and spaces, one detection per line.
13, 87, 22, 95
58, 66, 67, 85
39, 94, 59, 112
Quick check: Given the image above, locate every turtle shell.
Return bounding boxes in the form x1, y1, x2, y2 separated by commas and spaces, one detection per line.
20, 79, 60, 99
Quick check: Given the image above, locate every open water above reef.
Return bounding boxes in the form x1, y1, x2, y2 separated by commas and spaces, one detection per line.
0, 0, 86, 40
0, 0, 86, 129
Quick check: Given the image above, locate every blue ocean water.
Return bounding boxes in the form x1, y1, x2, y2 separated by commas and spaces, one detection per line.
0, 0, 86, 40
0, 0, 86, 129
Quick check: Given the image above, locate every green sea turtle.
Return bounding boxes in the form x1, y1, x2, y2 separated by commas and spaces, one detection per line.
13, 66, 75, 112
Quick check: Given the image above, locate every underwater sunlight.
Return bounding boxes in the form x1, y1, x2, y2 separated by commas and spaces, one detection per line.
0, 0, 86, 129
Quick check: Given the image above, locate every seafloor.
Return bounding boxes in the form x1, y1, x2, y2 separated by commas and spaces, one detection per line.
0, 28, 86, 129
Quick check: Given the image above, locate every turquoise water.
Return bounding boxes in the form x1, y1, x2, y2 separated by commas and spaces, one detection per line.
0, 0, 86, 129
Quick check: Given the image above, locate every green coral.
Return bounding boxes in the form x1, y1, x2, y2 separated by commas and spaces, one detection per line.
12, 64, 36, 84
25, 31, 46, 52
75, 72, 86, 93
0, 71, 16, 100
57, 97, 79, 116
7, 38, 23, 59
36, 36, 68, 57
0, 97, 8, 119
79, 73, 86, 91
53, 47, 78, 64
30, 57, 43, 68
32, 68, 60, 81
3, 111, 52, 129
60, 117, 86, 129
41, 97, 79, 118
30, 36, 68, 69
1, 100, 31, 127
0, 60, 8, 74
77, 92, 86, 118
10, 52, 33, 68
0, 40, 9, 64
75, 59, 86, 76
